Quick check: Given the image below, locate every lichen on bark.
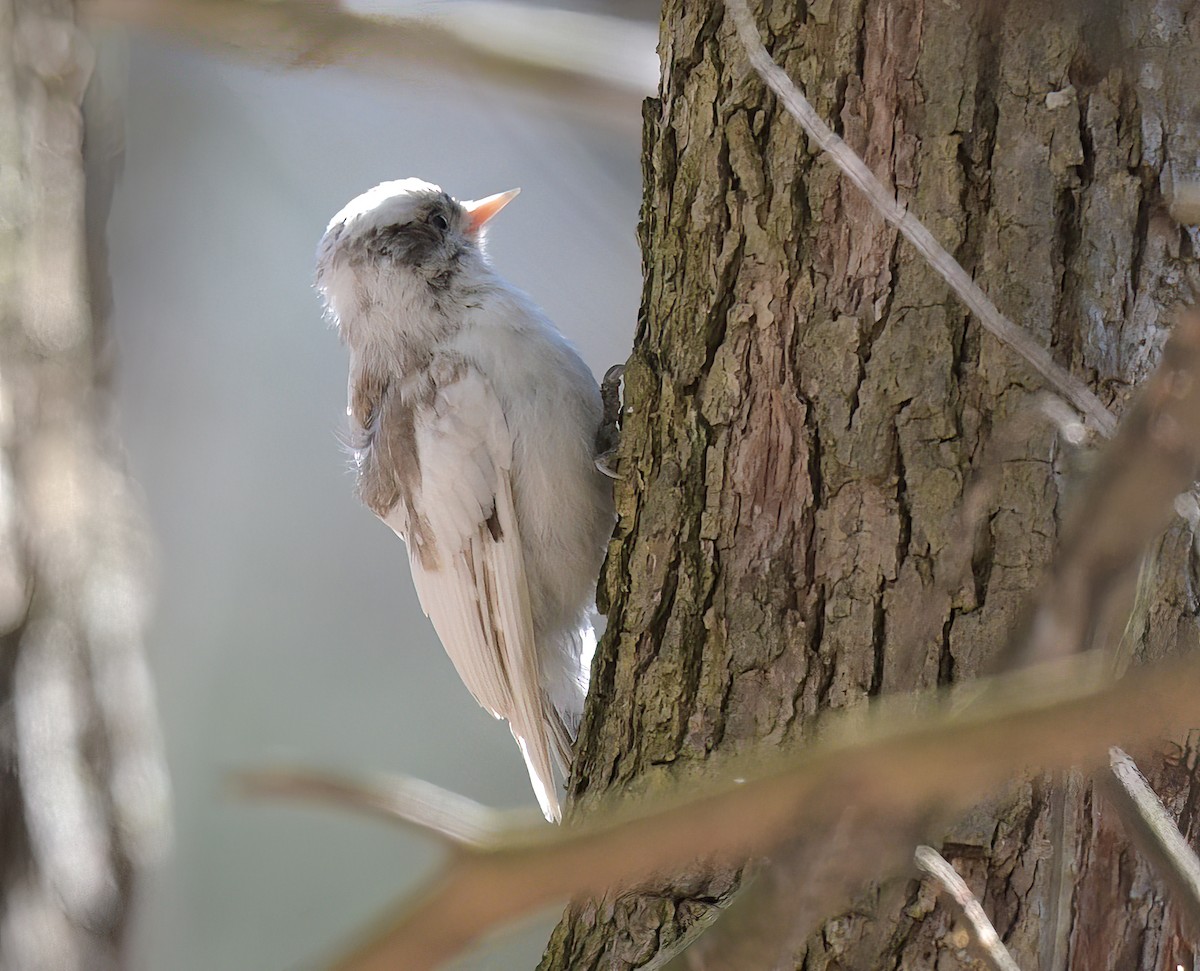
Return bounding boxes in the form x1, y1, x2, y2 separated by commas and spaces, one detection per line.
540, 0, 1200, 968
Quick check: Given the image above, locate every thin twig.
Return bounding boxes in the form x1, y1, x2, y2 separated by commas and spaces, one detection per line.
1102, 747, 1200, 937
234, 770, 518, 850
723, 0, 1117, 438
916, 846, 1025, 971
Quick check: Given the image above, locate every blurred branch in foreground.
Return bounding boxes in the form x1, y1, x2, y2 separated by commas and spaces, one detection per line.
82, 0, 657, 130
242, 308, 1200, 970
248, 653, 1200, 971
1, 1, 169, 969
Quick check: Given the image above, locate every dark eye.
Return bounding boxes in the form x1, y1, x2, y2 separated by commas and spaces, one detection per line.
430, 213, 449, 231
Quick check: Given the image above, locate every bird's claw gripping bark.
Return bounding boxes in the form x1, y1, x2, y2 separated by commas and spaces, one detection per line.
595, 363, 625, 479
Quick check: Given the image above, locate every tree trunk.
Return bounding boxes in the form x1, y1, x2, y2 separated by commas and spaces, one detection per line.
0, 3, 167, 969
542, 0, 1200, 967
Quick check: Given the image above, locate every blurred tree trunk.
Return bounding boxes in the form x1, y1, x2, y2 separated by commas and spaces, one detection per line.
0, 3, 166, 969
541, 0, 1200, 968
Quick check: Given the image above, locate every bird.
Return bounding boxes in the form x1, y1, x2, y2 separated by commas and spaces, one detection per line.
314, 179, 615, 821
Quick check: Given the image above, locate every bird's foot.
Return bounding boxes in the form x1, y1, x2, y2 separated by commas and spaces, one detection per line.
595, 364, 625, 479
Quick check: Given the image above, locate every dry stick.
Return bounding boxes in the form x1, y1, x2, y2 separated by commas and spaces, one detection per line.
234, 771, 517, 851
915, 846, 1025, 971
1102, 748, 1200, 937
723, 0, 1117, 438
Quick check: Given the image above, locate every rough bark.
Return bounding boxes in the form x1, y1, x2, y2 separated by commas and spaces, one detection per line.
541, 0, 1200, 967
0, 3, 167, 969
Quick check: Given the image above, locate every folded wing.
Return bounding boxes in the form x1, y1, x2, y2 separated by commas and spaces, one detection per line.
381, 365, 561, 821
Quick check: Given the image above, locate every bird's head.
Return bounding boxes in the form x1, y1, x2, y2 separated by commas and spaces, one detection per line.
315, 179, 519, 339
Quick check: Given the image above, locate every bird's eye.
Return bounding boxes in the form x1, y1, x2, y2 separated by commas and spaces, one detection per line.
431, 213, 450, 231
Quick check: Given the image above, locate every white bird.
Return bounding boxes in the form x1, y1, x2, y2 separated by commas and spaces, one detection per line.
315, 179, 615, 821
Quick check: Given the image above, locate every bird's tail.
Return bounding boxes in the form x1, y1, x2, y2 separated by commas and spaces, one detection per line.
545, 697, 576, 778
534, 615, 598, 817
509, 686, 581, 823
508, 694, 576, 825
513, 729, 562, 823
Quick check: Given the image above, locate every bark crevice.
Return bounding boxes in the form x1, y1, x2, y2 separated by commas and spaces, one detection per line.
543, 0, 1200, 967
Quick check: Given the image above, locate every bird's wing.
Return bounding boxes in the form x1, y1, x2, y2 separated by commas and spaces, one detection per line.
381, 365, 561, 821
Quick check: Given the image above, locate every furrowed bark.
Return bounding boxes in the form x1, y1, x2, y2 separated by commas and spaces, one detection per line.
541, 0, 1200, 967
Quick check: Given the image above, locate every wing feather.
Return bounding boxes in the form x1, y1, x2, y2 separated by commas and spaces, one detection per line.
383, 365, 561, 820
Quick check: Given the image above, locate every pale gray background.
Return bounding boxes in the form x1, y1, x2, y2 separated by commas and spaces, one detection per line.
105, 13, 645, 968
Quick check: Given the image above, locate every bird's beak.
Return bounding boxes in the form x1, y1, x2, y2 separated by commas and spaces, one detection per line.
462, 188, 520, 234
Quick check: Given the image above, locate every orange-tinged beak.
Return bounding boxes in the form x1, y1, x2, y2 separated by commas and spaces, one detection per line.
462, 188, 520, 234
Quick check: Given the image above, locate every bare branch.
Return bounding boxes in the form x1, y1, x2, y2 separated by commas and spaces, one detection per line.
243, 651, 1200, 970
1101, 748, 1200, 937
235, 770, 520, 850
915, 846, 1024, 971
723, 0, 1117, 438
242, 310, 1200, 969
82, 0, 655, 130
